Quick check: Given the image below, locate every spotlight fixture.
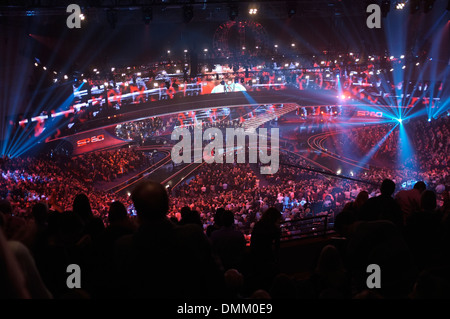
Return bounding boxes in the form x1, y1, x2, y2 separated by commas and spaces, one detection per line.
424, 0, 435, 13
229, 4, 239, 21
410, 0, 420, 14
142, 7, 152, 25
183, 5, 193, 24
249, 8, 258, 15
381, 0, 391, 17
106, 9, 117, 29
395, 1, 406, 10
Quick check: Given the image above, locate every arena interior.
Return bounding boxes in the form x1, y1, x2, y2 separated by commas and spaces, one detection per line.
0, 0, 450, 303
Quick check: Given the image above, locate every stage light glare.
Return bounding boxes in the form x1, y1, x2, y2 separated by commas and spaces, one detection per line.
428, 118, 431, 122
336, 169, 341, 175
83, 79, 87, 83
154, 83, 159, 87
390, 55, 394, 59
43, 66, 47, 70
274, 44, 278, 48
400, 55, 405, 59
64, 75, 68, 80
53, 71, 57, 74
416, 62, 420, 66
291, 43, 295, 47
397, 118, 403, 123
111, 68, 115, 72
34, 63, 38, 67
104, 82, 108, 87
341, 94, 345, 99
402, 65, 406, 69
80, 14, 85, 20
390, 68, 394, 72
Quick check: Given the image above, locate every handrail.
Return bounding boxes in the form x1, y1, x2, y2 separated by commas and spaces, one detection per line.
279, 214, 334, 241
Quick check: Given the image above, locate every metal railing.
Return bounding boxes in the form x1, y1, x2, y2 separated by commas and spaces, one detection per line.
279, 214, 334, 241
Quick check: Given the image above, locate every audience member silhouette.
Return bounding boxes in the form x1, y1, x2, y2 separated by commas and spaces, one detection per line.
249, 207, 281, 291
359, 179, 403, 228
113, 180, 223, 298
210, 210, 246, 271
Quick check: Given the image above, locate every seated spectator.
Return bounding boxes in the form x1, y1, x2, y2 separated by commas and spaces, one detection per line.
404, 190, 442, 270
395, 181, 426, 224
359, 179, 403, 228
113, 180, 223, 298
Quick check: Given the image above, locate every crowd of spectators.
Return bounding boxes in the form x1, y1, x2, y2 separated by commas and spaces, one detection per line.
0, 113, 449, 299
114, 116, 172, 143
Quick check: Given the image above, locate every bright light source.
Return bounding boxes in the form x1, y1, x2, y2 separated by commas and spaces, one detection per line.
176, 70, 180, 73
64, 75, 68, 80
336, 169, 341, 175
53, 71, 57, 74
402, 65, 406, 69
355, 58, 360, 62
137, 72, 141, 76
397, 118, 402, 123
416, 62, 420, 66
43, 66, 47, 70
184, 49, 188, 53
204, 48, 208, 52
390, 56, 394, 60
291, 43, 295, 47
274, 44, 278, 48
80, 14, 85, 20
53, 79, 57, 83
83, 79, 87, 83
93, 68, 97, 72
34, 63, 38, 67
167, 50, 170, 54
111, 68, 115, 72
390, 68, 394, 72
154, 83, 159, 87
249, 8, 258, 14
320, 61, 325, 64
400, 55, 405, 59
395, 2, 406, 10
127, 192, 131, 197
341, 94, 346, 99
349, 52, 353, 56
428, 118, 431, 122
242, 46, 246, 50
104, 82, 109, 87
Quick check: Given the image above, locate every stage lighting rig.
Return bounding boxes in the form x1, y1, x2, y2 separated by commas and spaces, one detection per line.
395, 1, 407, 10
229, 4, 239, 21
142, 7, 152, 25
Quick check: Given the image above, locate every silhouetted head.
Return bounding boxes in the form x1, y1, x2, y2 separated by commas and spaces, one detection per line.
334, 210, 356, 237
73, 194, 93, 222
131, 181, 169, 223
413, 181, 426, 193
261, 207, 281, 224
108, 201, 128, 224
420, 190, 437, 212
215, 207, 225, 227
0, 200, 12, 215
221, 210, 235, 228
355, 191, 369, 209
32, 202, 48, 225
380, 179, 395, 196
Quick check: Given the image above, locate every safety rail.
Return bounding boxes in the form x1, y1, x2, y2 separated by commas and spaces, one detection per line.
279, 214, 334, 241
